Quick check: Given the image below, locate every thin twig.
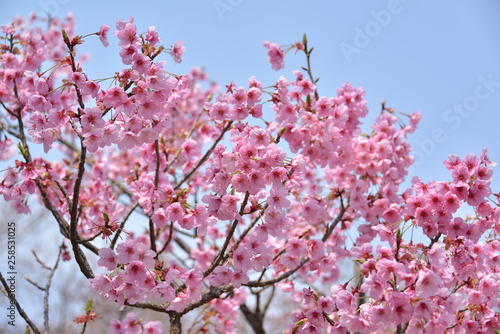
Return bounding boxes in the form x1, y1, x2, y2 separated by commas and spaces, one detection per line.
31, 249, 51, 270
0, 271, 41, 334
262, 285, 275, 315
322, 198, 348, 242
180, 285, 233, 315
24, 276, 45, 291
54, 180, 72, 208
110, 202, 139, 250
42, 244, 63, 333
174, 121, 233, 190
165, 106, 205, 172
246, 258, 310, 288
203, 191, 250, 278
157, 222, 174, 257
301, 34, 319, 100
231, 203, 268, 252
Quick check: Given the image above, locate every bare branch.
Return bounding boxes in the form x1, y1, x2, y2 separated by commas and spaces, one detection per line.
42, 244, 63, 333
31, 249, 51, 270
0, 271, 41, 334
24, 275, 45, 291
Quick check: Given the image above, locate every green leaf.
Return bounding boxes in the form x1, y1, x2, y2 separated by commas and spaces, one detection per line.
61, 29, 70, 46
17, 143, 27, 158
85, 299, 93, 313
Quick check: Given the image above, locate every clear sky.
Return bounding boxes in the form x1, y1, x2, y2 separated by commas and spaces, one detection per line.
2, 0, 500, 188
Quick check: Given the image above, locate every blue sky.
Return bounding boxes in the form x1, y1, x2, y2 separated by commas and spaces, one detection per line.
2, 0, 500, 188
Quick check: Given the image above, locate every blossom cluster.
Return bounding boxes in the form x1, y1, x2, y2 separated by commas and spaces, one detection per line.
109, 312, 162, 334
0, 13, 498, 334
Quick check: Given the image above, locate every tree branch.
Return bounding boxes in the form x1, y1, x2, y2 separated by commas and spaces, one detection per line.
42, 244, 63, 333
110, 202, 139, 250
148, 140, 161, 253
322, 199, 348, 242
240, 302, 265, 334
181, 285, 233, 315
174, 121, 233, 190
203, 191, 250, 278
0, 271, 41, 334
246, 258, 309, 288
69, 143, 94, 279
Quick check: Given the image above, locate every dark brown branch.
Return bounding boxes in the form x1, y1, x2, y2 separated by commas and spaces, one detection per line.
174, 121, 233, 190
174, 237, 192, 254
77, 230, 104, 243
157, 222, 174, 257
110, 202, 139, 250
203, 191, 250, 278
301, 34, 319, 101
323, 311, 335, 326
181, 285, 233, 315
124, 300, 169, 313
0, 99, 15, 116
63, 34, 94, 279
69, 143, 94, 279
240, 303, 265, 334
322, 200, 348, 242
232, 203, 268, 252
246, 258, 309, 288
148, 140, 161, 253
0, 271, 41, 334
54, 180, 72, 208
36, 180, 71, 237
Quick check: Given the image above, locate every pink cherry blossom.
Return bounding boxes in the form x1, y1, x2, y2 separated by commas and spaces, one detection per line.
415, 269, 441, 298
144, 321, 162, 334
97, 248, 118, 271
1, 14, 498, 334
125, 261, 147, 282
97, 24, 110, 47
263, 41, 285, 70
170, 40, 185, 63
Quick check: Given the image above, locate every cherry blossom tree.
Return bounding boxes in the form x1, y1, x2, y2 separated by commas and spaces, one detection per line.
0, 13, 499, 334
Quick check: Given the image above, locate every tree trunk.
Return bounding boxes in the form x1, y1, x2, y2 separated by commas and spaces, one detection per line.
169, 312, 182, 334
